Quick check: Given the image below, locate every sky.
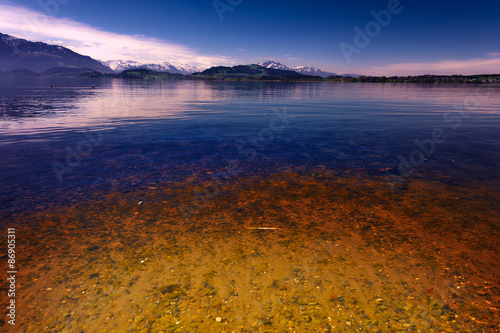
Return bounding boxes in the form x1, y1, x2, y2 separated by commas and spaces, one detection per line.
0, 0, 499, 75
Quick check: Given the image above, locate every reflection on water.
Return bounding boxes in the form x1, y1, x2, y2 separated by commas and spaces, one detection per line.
1, 78, 499, 220
2, 78, 499, 134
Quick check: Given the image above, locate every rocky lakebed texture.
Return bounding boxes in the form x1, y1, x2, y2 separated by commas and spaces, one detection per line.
1, 170, 499, 332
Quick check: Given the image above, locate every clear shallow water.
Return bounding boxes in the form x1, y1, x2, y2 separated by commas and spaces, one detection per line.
0, 78, 499, 221
2, 78, 500, 333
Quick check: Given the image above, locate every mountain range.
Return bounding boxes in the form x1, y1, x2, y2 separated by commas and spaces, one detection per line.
102, 59, 360, 78
257, 60, 338, 78
102, 59, 343, 77
101, 60, 203, 75
0, 33, 353, 78
0, 33, 111, 73
258, 60, 360, 78
191, 64, 322, 80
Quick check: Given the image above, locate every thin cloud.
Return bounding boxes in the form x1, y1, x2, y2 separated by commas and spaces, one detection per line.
237, 48, 247, 52
0, 3, 236, 68
364, 57, 500, 76
486, 52, 500, 57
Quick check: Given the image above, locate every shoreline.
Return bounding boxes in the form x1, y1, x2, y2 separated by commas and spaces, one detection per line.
2, 71, 500, 84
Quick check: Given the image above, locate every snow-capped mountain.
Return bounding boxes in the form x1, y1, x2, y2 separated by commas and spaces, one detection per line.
174, 63, 203, 74
102, 60, 142, 72
258, 60, 339, 78
291, 65, 336, 77
101, 60, 203, 74
258, 60, 291, 71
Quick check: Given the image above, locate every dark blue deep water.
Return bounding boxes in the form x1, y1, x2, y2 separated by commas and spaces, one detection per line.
1, 78, 499, 222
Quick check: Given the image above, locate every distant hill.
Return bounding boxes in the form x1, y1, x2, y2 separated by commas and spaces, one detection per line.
116, 68, 186, 79
0, 33, 112, 73
0, 69, 40, 77
79, 68, 188, 80
191, 64, 322, 80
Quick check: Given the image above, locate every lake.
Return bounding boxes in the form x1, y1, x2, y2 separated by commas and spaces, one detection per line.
1, 79, 499, 218
1, 78, 499, 331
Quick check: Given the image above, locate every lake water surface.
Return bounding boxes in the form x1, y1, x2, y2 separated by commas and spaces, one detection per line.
1, 78, 499, 219
1, 79, 499, 332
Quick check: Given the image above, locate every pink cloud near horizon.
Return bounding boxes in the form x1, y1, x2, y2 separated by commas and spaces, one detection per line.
363, 58, 500, 76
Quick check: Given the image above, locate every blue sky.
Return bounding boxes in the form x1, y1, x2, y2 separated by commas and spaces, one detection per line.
1, 0, 499, 75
